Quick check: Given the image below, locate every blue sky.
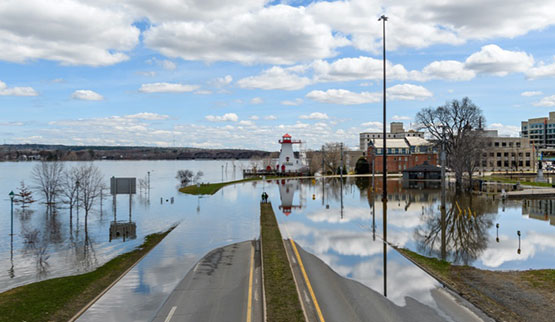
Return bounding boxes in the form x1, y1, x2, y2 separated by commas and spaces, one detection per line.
2, 0, 555, 150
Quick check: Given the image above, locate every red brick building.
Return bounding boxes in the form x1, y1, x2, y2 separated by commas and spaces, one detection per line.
367, 137, 438, 173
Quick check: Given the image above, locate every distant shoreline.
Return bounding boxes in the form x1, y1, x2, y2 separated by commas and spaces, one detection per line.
0, 144, 272, 162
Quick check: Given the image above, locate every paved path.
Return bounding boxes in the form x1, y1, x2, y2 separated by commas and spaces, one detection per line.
506, 188, 555, 198
152, 240, 263, 322
285, 239, 489, 322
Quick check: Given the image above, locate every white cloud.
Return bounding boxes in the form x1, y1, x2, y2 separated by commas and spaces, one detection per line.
213, 75, 233, 87
534, 95, 555, 107
486, 123, 520, 137
139, 82, 199, 93
0, 0, 138, 66
420, 60, 475, 81
238, 120, 255, 126
521, 91, 543, 97
237, 66, 311, 91
143, 4, 347, 65
361, 121, 382, 127
392, 115, 411, 121
306, 89, 380, 105
205, 113, 239, 122
161, 60, 176, 70
306, 84, 431, 105
299, 112, 329, 120
281, 98, 303, 106
312, 56, 411, 82
387, 84, 432, 100
126, 112, 169, 120
527, 61, 555, 79
0, 80, 38, 96
264, 115, 277, 120
249, 115, 259, 120
464, 45, 534, 76
71, 89, 103, 101
250, 97, 263, 104
308, 0, 555, 53
194, 90, 212, 95
137, 71, 157, 77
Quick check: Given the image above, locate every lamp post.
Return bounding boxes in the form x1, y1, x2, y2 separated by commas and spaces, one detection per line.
379, 14, 388, 203
378, 14, 389, 298
9, 191, 14, 237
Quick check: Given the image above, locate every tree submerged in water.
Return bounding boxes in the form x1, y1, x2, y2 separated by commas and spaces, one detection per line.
176, 170, 203, 187
14, 181, 35, 208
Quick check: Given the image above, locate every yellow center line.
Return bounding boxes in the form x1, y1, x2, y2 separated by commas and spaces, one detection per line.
281, 222, 325, 322
246, 243, 255, 322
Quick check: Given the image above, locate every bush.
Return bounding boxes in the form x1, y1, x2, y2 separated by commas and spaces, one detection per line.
355, 157, 370, 174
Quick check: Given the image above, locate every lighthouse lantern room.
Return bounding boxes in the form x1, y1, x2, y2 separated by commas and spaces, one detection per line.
277, 133, 303, 173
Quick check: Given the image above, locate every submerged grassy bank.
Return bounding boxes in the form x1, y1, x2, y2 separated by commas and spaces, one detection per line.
482, 176, 552, 187
179, 176, 275, 195
0, 226, 175, 322
260, 202, 305, 322
398, 248, 555, 322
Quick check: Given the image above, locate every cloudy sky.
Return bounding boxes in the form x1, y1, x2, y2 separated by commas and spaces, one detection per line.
2, 0, 555, 150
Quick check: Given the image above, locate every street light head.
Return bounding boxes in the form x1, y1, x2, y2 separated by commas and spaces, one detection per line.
9, 191, 14, 200
378, 15, 388, 21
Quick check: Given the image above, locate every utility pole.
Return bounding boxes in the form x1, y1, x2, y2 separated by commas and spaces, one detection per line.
340, 143, 344, 219
321, 145, 325, 175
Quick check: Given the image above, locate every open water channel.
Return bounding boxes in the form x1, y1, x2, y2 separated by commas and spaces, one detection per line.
0, 160, 554, 320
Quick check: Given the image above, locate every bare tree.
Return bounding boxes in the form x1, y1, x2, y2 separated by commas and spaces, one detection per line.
321, 143, 347, 174
32, 161, 64, 205
61, 166, 83, 218
78, 164, 103, 219
416, 97, 485, 191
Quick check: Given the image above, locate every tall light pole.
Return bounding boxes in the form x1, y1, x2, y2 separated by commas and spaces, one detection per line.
378, 13, 388, 298
9, 191, 14, 237
379, 14, 388, 202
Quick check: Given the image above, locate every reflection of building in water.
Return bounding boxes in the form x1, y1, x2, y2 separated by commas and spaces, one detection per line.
278, 179, 303, 215
522, 199, 555, 225
109, 221, 137, 242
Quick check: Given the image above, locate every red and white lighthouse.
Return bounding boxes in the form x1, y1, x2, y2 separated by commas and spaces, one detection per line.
277, 133, 303, 173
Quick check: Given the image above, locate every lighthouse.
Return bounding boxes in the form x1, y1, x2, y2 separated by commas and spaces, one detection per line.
277, 133, 304, 173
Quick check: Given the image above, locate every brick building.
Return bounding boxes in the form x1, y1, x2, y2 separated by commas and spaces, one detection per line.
360, 122, 424, 156
366, 136, 438, 173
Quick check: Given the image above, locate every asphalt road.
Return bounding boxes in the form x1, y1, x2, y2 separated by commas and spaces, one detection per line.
286, 240, 489, 322
152, 240, 263, 322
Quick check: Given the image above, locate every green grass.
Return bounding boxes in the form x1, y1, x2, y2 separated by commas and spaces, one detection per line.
482, 176, 552, 187
397, 248, 451, 278
260, 202, 305, 322
0, 226, 175, 322
179, 176, 277, 195
521, 269, 555, 290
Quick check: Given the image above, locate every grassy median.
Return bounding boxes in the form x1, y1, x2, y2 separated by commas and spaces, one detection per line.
260, 202, 305, 322
179, 176, 276, 195
0, 226, 175, 322
482, 176, 552, 187
398, 248, 555, 322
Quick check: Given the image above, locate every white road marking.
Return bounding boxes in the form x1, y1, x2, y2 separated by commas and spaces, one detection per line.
291, 256, 297, 264
303, 290, 310, 303
164, 306, 177, 322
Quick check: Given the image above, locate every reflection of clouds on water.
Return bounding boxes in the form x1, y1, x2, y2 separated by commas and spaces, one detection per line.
307, 207, 369, 223
480, 232, 555, 268
283, 221, 410, 258
350, 257, 437, 308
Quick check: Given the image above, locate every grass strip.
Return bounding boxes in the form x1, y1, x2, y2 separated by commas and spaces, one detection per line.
179, 176, 277, 195
482, 176, 552, 187
260, 202, 305, 322
397, 247, 555, 322
0, 226, 176, 322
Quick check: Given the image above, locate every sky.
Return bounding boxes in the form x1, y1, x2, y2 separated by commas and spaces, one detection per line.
2, 0, 555, 151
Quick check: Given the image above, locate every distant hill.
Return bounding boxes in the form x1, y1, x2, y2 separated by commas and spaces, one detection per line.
0, 144, 273, 161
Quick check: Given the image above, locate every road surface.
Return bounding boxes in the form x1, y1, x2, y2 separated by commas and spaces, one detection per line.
152, 240, 263, 322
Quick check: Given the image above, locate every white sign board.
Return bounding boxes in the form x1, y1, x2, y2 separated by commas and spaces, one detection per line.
110, 177, 136, 195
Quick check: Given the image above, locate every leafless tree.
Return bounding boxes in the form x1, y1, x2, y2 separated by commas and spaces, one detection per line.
321, 143, 348, 174
32, 161, 64, 205
416, 97, 484, 191
61, 166, 83, 218
78, 164, 103, 220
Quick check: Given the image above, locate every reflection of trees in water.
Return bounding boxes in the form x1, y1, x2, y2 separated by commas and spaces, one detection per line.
69, 224, 98, 272
414, 194, 496, 265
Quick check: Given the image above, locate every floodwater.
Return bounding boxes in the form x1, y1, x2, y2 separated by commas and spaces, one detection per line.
0, 160, 252, 293
1, 160, 554, 320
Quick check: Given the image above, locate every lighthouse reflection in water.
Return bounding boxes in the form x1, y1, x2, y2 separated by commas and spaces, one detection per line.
277, 179, 304, 215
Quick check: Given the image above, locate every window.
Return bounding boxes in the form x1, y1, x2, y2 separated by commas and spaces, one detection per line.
490, 153, 494, 157
494, 142, 499, 147
526, 161, 530, 167
518, 152, 523, 157
508, 142, 513, 147
497, 160, 502, 167
504, 152, 508, 157
516, 142, 521, 148
526, 152, 531, 157
502, 142, 507, 147
497, 152, 501, 157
